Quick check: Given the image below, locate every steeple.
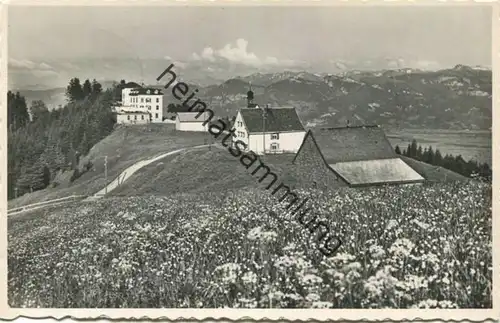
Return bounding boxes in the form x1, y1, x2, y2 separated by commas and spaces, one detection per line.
247, 82, 255, 108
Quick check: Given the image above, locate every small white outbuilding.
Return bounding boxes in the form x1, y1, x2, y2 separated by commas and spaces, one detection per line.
175, 112, 212, 132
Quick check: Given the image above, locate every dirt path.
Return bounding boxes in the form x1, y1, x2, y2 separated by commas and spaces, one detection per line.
8, 145, 210, 215
85, 144, 209, 201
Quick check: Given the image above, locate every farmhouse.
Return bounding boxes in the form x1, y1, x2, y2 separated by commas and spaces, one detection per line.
175, 111, 212, 132
232, 90, 306, 155
114, 85, 165, 124
292, 125, 425, 188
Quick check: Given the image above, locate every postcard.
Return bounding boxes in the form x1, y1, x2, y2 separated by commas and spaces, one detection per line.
0, 1, 497, 321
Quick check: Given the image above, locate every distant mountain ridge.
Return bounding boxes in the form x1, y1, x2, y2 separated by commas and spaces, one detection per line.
192, 65, 492, 130
15, 64, 492, 130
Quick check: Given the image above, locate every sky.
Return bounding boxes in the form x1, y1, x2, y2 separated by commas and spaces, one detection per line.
7, 5, 493, 89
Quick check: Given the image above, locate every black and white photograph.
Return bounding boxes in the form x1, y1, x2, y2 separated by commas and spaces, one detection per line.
2, 1, 496, 319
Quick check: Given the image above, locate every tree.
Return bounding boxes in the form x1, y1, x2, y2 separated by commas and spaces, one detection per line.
91, 79, 102, 96
7, 91, 29, 130
395, 145, 401, 155
416, 145, 423, 160
422, 147, 429, 163
410, 139, 418, 158
16, 158, 49, 193
82, 79, 92, 98
30, 100, 49, 123
66, 78, 85, 102
434, 149, 443, 166
405, 144, 411, 157
425, 146, 434, 164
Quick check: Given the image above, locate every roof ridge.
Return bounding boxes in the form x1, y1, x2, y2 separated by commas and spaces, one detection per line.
319, 125, 380, 130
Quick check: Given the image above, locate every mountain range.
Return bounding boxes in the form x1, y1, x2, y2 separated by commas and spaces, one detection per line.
13, 64, 492, 130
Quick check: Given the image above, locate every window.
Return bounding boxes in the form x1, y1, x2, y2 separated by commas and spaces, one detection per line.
156, 98, 160, 103
271, 143, 280, 151
134, 115, 137, 120
127, 115, 130, 120
156, 105, 159, 110
155, 113, 159, 118
141, 98, 144, 103
146, 98, 151, 103
148, 106, 151, 110
141, 115, 144, 120
271, 133, 279, 140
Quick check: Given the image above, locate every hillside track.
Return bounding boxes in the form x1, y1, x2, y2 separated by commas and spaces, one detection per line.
7, 144, 212, 216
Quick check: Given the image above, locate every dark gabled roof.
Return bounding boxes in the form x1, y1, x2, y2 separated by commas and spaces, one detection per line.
308, 125, 397, 163
130, 87, 163, 96
292, 128, 425, 186
240, 107, 305, 133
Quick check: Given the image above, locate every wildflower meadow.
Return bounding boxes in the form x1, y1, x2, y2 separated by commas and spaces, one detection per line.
8, 181, 492, 308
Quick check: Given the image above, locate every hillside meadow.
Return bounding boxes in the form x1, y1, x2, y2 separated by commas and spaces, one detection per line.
8, 122, 487, 209
7, 124, 209, 209
8, 181, 492, 308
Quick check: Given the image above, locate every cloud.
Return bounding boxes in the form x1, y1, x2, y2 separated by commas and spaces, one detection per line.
173, 61, 188, 69
9, 58, 37, 69
9, 58, 55, 71
190, 38, 300, 68
61, 62, 80, 70
31, 69, 59, 77
38, 62, 53, 70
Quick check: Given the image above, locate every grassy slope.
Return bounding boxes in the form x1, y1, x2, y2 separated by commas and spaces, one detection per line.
8, 181, 492, 308
110, 146, 468, 197
400, 156, 469, 182
109, 148, 299, 197
9, 122, 470, 209
8, 124, 210, 209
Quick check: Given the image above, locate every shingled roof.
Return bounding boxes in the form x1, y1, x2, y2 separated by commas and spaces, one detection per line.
330, 158, 424, 186
310, 126, 397, 163
240, 107, 305, 133
292, 126, 425, 186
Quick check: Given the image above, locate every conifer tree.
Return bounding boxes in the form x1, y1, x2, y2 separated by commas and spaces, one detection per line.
66, 78, 85, 102
410, 139, 418, 158
82, 79, 92, 98
426, 146, 434, 164
91, 79, 102, 96
434, 149, 443, 166
417, 145, 423, 160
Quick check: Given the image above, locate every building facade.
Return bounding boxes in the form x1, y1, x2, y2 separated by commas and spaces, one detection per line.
233, 106, 306, 155
116, 111, 151, 125
175, 112, 211, 131
114, 84, 164, 124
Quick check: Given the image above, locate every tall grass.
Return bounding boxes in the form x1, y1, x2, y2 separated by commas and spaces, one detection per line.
8, 181, 492, 308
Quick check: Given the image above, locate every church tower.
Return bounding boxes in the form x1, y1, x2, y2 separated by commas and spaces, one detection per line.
247, 83, 256, 108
